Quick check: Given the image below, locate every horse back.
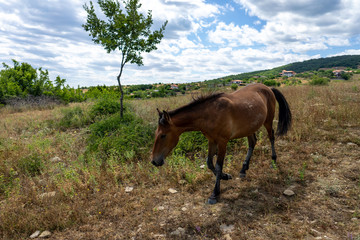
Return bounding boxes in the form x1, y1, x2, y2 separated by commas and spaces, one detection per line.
220, 84, 276, 139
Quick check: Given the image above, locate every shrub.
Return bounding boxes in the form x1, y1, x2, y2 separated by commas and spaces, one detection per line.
58, 106, 92, 129
17, 153, 44, 177
340, 72, 352, 80
86, 111, 154, 161
231, 84, 238, 91
90, 97, 122, 118
174, 131, 208, 156
309, 76, 330, 85
263, 79, 280, 87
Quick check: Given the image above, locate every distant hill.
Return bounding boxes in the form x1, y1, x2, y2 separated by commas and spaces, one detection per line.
210, 55, 360, 82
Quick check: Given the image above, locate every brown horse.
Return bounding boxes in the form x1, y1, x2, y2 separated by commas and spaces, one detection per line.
151, 83, 291, 204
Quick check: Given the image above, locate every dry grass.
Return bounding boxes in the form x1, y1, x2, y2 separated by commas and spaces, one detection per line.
0, 79, 359, 239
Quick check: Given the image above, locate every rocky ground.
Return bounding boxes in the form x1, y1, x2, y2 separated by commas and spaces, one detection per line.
39, 132, 359, 240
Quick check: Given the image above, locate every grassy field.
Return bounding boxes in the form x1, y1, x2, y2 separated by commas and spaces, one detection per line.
0, 78, 359, 239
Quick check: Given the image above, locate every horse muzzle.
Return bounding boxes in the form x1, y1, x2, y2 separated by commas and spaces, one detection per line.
151, 158, 164, 167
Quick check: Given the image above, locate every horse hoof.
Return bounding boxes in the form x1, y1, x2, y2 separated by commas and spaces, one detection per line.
207, 197, 218, 205
222, 173, 232, 180
239, 173, 246, 178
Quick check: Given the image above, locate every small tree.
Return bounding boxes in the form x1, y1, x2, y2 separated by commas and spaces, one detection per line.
230, 83, 238, 91
83, 0, 167, 117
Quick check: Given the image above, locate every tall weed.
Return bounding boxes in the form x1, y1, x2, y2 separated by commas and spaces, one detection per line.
57, 106, 92, 130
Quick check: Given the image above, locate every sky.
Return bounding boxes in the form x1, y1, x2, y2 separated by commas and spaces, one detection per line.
1, 0, 360, 87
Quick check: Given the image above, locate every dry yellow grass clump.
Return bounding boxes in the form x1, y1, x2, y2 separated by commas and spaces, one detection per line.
0, 78, 359, 239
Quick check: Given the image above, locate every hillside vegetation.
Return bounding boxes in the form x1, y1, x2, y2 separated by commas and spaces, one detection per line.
0, 74, 359, 239
209, 55, 360, 83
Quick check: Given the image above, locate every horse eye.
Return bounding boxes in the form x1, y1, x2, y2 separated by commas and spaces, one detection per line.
160, 134, 166, 139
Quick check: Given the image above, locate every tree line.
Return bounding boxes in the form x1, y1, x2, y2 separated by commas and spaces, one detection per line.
0, 60, 85, 105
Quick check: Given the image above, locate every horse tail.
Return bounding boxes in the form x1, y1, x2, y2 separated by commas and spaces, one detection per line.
271, 88, 292, 136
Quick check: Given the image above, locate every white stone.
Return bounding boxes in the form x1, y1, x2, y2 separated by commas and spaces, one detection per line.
168, 188, 178, 194
30, 230, 41, 239
50, 156, 61, 163
283, 189, 295, 196
170, 227, 185, 236
39, 191, 56, 199
125, 186, 134, 193
39, 230, 51, 238
220, 224, 235, 234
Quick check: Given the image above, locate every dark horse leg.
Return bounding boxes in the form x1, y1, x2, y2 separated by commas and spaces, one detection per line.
207, 140, 232, 180
239, 134, 257, 178
267, 128, 277, 168
208, 142, 228, 204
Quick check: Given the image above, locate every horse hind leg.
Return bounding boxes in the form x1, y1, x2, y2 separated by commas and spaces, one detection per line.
265, 123, 277, 168
240, 134, 257, 178
270, 129, 277, 166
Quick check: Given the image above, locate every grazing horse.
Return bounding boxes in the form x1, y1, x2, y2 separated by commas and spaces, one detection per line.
151, 83, 292, 204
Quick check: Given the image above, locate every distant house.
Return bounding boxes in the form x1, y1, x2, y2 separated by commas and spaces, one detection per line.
280, 70, 296, 77
231, 80, 245, 85
333, 69, 352, 78
170, 84, 178, 90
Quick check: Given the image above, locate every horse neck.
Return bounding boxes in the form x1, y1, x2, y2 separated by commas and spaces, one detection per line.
170, 108, 206, 133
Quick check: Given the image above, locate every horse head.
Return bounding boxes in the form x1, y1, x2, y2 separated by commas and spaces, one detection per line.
151, 109, 180, 166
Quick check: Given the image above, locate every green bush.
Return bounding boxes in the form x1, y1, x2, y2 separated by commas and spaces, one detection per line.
309, 76, 329, 85
341, 72, 352, 80
86, 111, 154, 161
231, 84, 238, 91
90, 97, 122, 118
174, 131, 208, 156
263, 79, 280, 86
55, 98, 123, 131
17, 153, 44, 177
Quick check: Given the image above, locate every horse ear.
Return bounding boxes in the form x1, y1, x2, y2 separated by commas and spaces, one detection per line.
159, 110, 172, 126
157, 108, 162, 118
163, 110, 171, 122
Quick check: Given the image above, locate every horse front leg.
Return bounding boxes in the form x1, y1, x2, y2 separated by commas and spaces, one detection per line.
208, 143, 228, 204
207, 140, 232, 180
206, 140, 217, 175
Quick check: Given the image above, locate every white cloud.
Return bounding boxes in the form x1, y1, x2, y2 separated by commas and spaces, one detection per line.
208, 22, 260, 47
0, 0, 359, 87
235, 0, 360, 36
329, 49, 360, 57
326, 37, 350, 46
253, 20, 261, 25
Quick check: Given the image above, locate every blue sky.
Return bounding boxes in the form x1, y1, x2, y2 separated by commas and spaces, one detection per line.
1, 0, 360, 87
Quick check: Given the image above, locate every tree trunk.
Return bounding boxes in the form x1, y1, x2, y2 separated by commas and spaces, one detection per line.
117, 61, 125, 118
117, 74, 124, 118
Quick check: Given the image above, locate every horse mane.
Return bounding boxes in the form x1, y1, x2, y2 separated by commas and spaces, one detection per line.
169, 92, 224, 116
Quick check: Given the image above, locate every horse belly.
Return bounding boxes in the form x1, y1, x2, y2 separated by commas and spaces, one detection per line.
229, 107, 266, 139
